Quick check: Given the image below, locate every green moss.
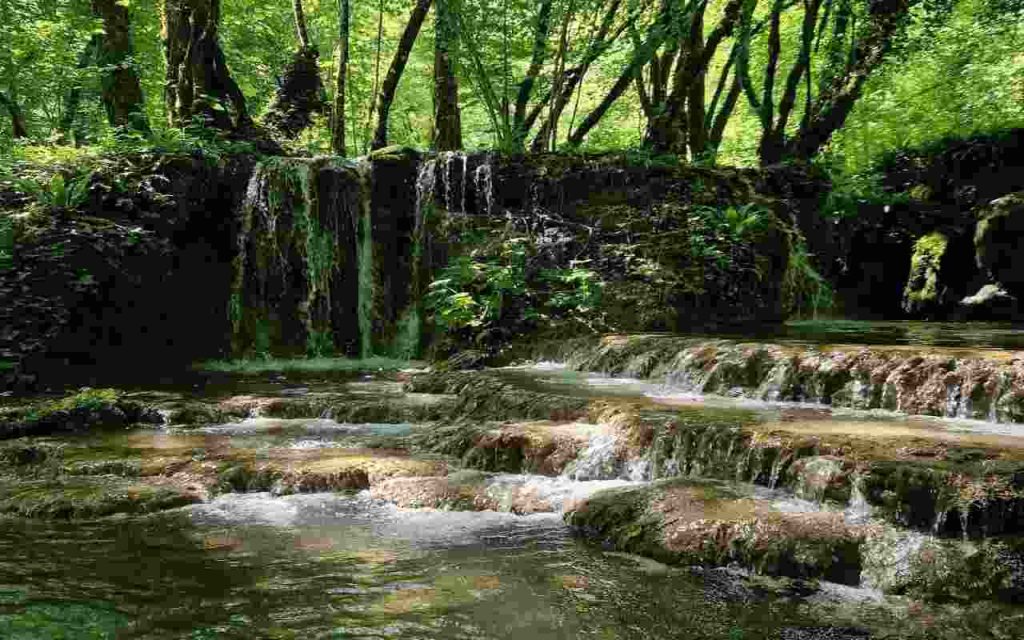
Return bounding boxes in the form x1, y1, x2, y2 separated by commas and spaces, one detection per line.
28, 389, 121, 421
904, 232, 949, 308
0, 601, 127, 639
0, 478, 196, 519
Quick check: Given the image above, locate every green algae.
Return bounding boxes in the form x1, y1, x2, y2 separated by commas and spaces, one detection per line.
0, 478, 196, 520
0, 601, 127, 640
566, 477, 864, 583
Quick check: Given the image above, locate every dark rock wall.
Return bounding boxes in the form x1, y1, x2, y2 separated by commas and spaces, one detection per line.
3, 151, 804, 389
2, 155, 254, 390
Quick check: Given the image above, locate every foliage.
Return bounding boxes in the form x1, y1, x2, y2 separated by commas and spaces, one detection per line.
782, 234, 834, 318
0, 214, 12, 271
426, 233, 603, 337
687, 204, 770, 268
14, 170, 94, 210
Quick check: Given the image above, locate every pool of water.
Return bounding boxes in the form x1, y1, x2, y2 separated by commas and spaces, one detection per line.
759, 320, 1024, 350
0, 496, 846, 639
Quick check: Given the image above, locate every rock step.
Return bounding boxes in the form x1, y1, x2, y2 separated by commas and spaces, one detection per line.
534, 334, 1024, 423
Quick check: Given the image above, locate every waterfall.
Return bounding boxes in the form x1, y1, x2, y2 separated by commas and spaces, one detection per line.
474, 160, 494, 216
231, 158, 365, 359
355, 158, 375, 358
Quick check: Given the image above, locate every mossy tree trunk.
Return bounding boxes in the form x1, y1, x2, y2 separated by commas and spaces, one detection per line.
162, 0, 250, 131
371, 0, 433, 151
59, 35, 102, 144
432, 0, 462, 151
92, 0, 150, 134
331, 0, 350, 155
511, 0, 553, 150
0, 90, 28, 139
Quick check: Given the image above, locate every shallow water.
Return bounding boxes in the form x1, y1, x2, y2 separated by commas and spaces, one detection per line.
760, 320, 1024, 350
1, 495, 840, 639
7, 332, 1024, 638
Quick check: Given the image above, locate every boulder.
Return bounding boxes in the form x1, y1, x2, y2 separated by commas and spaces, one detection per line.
902, 232, 949, 316
975, 192, 1024, 296
959, 284, 1019, 320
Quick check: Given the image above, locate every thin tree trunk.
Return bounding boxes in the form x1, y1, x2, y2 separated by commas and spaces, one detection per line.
0, 91, 27, 139
163, 0, 250, 131
371, 0, 434, 150
332, 0, 350, 155
293, 0, 311, 50
569, 4, 673, 147
531, 0, 624, 152
786, 0, 909, 160
512, 0, 554, 148
59, 34, 102, 144
685, 7, 707, 158
93, 0, 149, 133
433, 0, 462, 151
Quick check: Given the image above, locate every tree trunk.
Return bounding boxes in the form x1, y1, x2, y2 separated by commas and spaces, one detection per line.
293, 0, 311, 50
0, 91, 27, 139
569, 5, 673, 147
332, 0, 350, 155
93, 0, 150, 133
786, 0, 910, 161
512, 0, 554, 148
266, 0, 325, 140
59, 34, 102, 144
432, 0, 462, 151
531, 0, 623, 152
371, 0, 434, 150
162, 0, 250, 131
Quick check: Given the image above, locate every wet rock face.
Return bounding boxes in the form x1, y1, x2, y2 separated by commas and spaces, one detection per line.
541, 335, 1024, 424
565, 478, 867, 584
975, 192, 1024, 299
1, 155, 255, 390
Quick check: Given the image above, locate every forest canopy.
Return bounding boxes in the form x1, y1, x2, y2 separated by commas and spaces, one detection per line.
0, 0, 1020, 173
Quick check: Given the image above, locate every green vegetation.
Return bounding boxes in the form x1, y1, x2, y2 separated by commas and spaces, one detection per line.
0, 0, 1017, 175
426, 233, 603, 337
197, 356, 415, 375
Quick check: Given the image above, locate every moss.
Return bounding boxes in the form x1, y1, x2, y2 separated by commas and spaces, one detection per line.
566, 478, 864, 583
903, 232, 949, 311
0, 478, 197, 519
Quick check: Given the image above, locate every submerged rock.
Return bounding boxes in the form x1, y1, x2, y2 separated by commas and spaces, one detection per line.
565, 478, 867, 584
0, 477, 198, 519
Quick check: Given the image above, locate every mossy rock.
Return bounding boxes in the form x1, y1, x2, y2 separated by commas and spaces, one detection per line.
0, 389, 160, 439
565, 478, 865, 584
863, 529, 1024, 603
902, 231, 949, 316
975, 192, 1024, 295
0, 478, 198, 519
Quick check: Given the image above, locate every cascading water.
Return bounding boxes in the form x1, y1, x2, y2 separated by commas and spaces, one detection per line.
474, 160, 494, 216
231, 157, 367, 358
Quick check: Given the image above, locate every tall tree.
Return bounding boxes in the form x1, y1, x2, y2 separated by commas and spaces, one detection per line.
92, 0, 149, 133
511, 0, 554, 148
58, 34, 102, 144
784, 0, 913, 161
433, 0, 463, 151
371, 0, 434, 150
331, 0, 351, 155
638, 0, 744, 156
0, 91, 27, 139
162, 0, 250, 131
265, 0, 326, 139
